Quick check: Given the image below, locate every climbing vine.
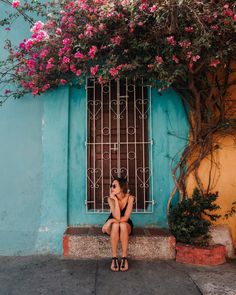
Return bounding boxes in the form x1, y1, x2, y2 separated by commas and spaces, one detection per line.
1, 0, 236, 219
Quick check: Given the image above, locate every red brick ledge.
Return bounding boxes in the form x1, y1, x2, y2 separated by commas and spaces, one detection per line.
176, 242, 226, 266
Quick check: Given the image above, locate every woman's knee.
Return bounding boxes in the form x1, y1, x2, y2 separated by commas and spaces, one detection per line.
111, 222, 120, 232
119, 221, 128, 232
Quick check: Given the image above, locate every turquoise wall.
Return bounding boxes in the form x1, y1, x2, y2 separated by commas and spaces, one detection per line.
0, 3, 189, 255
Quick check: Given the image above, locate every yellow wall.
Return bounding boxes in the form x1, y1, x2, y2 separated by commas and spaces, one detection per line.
187, 66, 236, 248
186, 136, 236, 248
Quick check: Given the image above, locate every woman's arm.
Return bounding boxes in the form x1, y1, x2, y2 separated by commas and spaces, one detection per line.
119, 195, 135, 222
108, 195, 121, 221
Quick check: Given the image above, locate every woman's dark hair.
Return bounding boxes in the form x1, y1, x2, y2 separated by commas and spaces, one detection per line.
113, 177, 128, 193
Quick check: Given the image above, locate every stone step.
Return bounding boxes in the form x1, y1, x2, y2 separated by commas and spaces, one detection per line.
63, 227, 176, 260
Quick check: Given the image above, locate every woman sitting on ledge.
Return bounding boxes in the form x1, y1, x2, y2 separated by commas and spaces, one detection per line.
102, 177, 134, 272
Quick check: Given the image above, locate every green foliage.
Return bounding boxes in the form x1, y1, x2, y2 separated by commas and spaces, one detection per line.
224, 200, 236, 219
169, 187, 221, 246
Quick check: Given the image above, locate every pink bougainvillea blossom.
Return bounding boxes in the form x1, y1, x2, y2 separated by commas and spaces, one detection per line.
33, 30, 49, 42
76, 69, 82, 76
185, 26, 194, 32
62, 38, 71, 45
32, 87, 39, 96
88, 45, 97, 59
110, 36, 122, 45
24, 39, 35, 50
60, 79, 67, 85
172, 55, 179, 64
12, 0, 20, 8
179, 40, 191, 48
31, 21, 44, 33
74, 51, 85, 59
42, 83, 50, 92
90, 65, 99, 75
167, 36, 176, 46
149, 5, 157, 12
40, 49, 49, 59
62, 56, 70, 64
56, 28, 62, 35
109, 67, 119, 77
155, 55, 164, 64
192, 55, 200, 62
210, 59, 220, 67
139, 3, 148, 11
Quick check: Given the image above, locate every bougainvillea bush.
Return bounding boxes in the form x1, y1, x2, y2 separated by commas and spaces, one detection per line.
1, 0, 236, 214
1, 0, 236, 97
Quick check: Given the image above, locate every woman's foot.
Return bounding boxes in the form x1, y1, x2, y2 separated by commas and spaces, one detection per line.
110, 257, 119, 271
120, 257, 129, 271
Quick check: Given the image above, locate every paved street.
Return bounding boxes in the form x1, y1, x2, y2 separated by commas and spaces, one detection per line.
0, 255, 236, 295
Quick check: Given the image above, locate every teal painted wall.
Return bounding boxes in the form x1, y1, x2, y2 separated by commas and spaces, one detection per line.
68, 85, 189, 228
0, 3, 188, 255
0, 3, 69, 255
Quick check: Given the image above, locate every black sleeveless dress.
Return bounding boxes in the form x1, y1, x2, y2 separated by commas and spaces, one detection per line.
105, 196, 134, 235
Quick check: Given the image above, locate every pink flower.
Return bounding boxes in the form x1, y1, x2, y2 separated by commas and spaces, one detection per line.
172, 55, 179, 64
56, 28, 62, 35
84, 24, 95, 38
185, 26, 194, 33
110, 36, 122, 45
4, 89, 11, 94
76, 69, 82, 76
149, 5, 157, 12
26, 59, 36, 70
31, 21, 44, 33
40, 49, 49, 59
74, 51, 85, 59
192, 55, 200, 62
42, 84, 50, 92
167, 36, 176, 46
88, 45, 97, 59
210, 59, 220, 67
34, 30, 49, 42
24, 39, 35, 50
46, 64, 54, 70
139, 3, 148, 11
32, 87, 39, 96
62, 56, 70, 63
155, 55, 163, 64
12, 0, 20, 8
178, 40, 191, 48
90, 65, 99, 75
70, 64, 76, 73
211, 25, 219, 31
98, 23, 106, 31
109, 67, 119, 77
63, 38, 71, 45
60, 79, 67, 85
4, 27, 11, 31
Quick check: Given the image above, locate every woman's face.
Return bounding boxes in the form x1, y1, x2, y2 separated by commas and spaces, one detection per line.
110, 180, 122, 195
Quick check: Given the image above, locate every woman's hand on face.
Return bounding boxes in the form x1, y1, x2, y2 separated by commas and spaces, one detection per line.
109, 192, 117, 201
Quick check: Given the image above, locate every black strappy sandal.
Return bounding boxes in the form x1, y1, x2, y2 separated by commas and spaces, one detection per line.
120, 257, 128, 271
110, 257, 119, 271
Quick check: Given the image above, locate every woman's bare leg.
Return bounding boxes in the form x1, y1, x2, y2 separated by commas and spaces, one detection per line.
110, 222, 120, 257
119, 222, 131, 257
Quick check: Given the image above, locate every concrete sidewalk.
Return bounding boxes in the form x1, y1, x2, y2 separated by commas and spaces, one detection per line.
0, 255, 235, 295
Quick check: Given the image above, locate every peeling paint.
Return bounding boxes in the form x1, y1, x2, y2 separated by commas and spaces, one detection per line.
39, 227, 49, 232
